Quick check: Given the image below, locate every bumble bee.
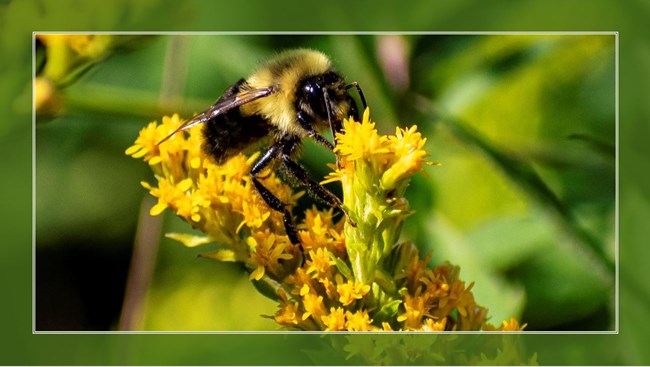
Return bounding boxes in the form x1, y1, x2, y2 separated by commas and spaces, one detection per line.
159, 49, 366, 245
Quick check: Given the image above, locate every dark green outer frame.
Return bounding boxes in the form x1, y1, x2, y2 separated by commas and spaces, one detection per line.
1, 0, 648, 365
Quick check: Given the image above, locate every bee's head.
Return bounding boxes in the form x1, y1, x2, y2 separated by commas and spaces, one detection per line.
297, 71, 353, 123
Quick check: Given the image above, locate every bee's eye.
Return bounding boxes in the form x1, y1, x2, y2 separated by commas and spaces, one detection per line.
301, 79, 323, 102
303, 83, 316, 94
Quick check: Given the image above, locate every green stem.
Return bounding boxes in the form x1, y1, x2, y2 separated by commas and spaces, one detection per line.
63, 83, 210, 119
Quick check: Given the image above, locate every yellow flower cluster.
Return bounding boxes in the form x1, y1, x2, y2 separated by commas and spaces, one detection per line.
324, 109, 437, 285
127, 110, 525, 332
328, 108, 430, 193
36, 34, 117, 118
37, 34, 114, 61
126, 114, 301, 279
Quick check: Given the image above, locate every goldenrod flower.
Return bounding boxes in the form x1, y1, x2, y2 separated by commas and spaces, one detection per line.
396, 294, 427, 330
336, 275, 371, 306
345, 309, 374, 331
129, 109, 524, 333
422, 317, 447, 332
34, 77, 62, 117
246, 230, 294, 281
36, 34, 115, 88
305, 247, 335, 279
301, 293, 327, 324
127, 114, 297, 269
321, 307, 346, 331
483, 316, 528, 332
275, 301, 301, 326
37, 34, 113, 59
382, 125, 430, 191
324, 109, 437, 284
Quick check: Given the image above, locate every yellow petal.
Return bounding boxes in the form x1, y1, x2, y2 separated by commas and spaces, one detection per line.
150, 202, 167, 216
249, 266, 265, 281
190, 157, 202, 169
199, 249, 239, 262
177, 178, 194, 191
165, 233, 212, 247
124, 145, 141, 155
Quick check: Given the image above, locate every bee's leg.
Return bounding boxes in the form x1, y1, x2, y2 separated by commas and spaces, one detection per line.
250, 143, 300, 245
279, 140, 356, 228
297, 111, 334, 151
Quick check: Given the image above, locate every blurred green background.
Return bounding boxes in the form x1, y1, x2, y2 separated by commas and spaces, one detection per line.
34, 34, 615, 332
2, 0, 649, 365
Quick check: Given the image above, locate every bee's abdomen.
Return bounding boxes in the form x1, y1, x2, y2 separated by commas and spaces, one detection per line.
202, 110, 271, 164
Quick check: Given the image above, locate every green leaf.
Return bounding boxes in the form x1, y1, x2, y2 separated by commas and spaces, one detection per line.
329, 252, 354, 281
251, 274, 289, 303
520, 243, 613, 329
373, 299, 402, 324
373, 268, 397, 295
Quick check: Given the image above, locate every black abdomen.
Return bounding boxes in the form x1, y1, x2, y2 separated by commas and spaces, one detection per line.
202, 110, 270, 164
200, 79, 272, 164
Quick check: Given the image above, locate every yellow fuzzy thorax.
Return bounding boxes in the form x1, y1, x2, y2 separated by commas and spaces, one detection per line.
240, 49, 334, 136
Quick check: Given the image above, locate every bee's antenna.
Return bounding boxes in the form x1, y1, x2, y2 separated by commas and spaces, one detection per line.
345, 82, 367, 111
156, 116, 207, 146
157, 126, 183, 146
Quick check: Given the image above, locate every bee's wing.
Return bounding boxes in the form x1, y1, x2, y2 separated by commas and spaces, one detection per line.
157, 87, 275, 145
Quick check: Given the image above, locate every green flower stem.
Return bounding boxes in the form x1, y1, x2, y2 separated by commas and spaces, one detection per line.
343, 158, 403, 285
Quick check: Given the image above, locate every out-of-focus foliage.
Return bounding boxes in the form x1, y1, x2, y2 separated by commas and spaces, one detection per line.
409, 35, 615, 330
